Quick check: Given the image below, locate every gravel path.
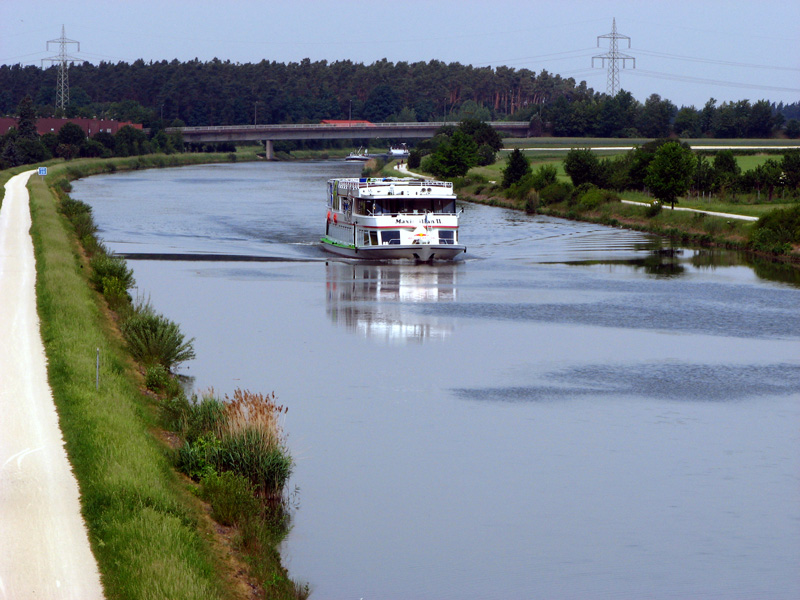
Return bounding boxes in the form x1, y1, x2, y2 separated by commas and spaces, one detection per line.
0, 171, 104, 599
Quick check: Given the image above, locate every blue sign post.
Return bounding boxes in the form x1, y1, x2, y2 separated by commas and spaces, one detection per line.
38, 167, 47, 177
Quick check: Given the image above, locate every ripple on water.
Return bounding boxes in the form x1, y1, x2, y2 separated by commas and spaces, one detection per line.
454, 362, 800, 403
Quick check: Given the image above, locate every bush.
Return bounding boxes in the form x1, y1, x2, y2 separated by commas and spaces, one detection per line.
70, 211, 98, 239
564, 148, 605, 187
539, 181, 572, 206
645, 202, 663, 218
750, 205, 800, 253
55, 178, 73, 193
145, 364, 171, 392
58, 195, 90, 219
178, 434, 220, 481
530, 164, 558, 191
80, 233, 101, 256
89, 253, 135, 292
578, 187, 619, 211
121, 305, 196, 371
101, 275, 130, 310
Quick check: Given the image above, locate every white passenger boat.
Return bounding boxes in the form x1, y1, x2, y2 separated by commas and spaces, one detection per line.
345, 147, 370, 162
321, 177, 466, 261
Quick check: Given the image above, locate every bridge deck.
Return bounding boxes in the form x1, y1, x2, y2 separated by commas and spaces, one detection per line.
167, 121, 530, 143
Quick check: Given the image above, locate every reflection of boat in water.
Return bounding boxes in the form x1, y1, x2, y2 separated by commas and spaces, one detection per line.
325, 261, 457, 342
321, 177, 466, 262
345, 147, 370, 162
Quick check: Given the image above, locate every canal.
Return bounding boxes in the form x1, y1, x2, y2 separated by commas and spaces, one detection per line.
72, 161, 800, 599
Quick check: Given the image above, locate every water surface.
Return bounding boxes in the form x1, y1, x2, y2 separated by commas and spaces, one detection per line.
73, 162, 800, 599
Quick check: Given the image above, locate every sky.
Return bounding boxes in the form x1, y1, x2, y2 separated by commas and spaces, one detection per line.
1, 0, 799, 109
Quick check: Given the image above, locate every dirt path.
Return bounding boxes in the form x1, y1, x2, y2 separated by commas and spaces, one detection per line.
0, 171, 104, 599
620, 199, 759, 221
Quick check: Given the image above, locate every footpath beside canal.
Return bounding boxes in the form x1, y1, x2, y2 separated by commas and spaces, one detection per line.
0, 170, 104, 599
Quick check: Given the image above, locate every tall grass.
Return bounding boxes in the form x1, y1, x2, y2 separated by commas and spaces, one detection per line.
177, 390, 293, 502
217, 390, 292, 500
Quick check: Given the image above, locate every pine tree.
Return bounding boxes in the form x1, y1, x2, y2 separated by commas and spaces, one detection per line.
502, 148, 531, 188
16, 96, 38, 140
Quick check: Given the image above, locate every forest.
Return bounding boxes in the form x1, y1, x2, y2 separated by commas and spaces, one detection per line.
1, 58, 798, 139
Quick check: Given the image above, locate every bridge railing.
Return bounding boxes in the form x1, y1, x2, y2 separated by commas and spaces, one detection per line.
167, 121, 529, 133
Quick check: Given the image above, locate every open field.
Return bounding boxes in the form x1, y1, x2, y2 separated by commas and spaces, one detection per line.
502, 137, 800, 149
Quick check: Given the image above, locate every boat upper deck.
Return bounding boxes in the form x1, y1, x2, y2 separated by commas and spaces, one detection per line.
332, 177, 454, 199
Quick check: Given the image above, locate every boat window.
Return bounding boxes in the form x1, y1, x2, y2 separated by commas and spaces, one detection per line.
439, 230, 455, 244
369, 231, 379, 245
381, 230, 401, 245
433, 199, 456, 214
362, 231, 370, 245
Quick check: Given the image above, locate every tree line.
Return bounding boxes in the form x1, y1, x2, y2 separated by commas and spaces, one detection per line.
0, 58, 797, 138
0, 96, 184, 170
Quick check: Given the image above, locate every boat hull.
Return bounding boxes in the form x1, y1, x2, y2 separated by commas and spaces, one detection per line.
321, 238, 465, 261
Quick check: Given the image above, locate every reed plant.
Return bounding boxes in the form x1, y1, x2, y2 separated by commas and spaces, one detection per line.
176, 390, 293, 503
214, 390, 292, 499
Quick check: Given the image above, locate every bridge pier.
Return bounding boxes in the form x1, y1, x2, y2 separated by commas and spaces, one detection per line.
265, 139, 274, 160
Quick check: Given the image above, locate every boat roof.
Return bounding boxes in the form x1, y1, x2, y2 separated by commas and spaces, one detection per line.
330, 177, 454, 197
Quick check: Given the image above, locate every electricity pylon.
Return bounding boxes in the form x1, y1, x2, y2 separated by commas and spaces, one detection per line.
592, 18, 635, 96
41, 25, 80, 110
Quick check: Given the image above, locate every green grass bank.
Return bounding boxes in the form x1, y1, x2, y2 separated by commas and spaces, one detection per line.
457, 184, 800, 264
11, 152, 303, 599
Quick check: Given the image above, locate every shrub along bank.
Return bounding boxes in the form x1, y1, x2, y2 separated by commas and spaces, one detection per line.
456, 175, 800, 263
21, 155, 304, 599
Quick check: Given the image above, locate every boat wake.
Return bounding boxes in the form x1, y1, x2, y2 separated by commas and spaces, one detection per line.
121, 252, 324, 263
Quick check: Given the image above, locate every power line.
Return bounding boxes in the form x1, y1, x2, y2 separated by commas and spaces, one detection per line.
41, 25, 80, 110
592, 18, 635, 96
626, 68, 800, 94
632, 47, 800, 72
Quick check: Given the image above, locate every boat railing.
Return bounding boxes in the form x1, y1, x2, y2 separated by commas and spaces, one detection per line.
357, 178, 453, 190
361, 210, 457, 217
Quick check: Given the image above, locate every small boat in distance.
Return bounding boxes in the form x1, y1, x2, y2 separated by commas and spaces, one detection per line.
345, 143, 410, 162
387, 143, 409, 158
345, 147, 370, 162
321, 177, 466, 262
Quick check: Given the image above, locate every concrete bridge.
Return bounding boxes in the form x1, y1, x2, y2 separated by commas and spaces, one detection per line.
166, 121, 530, 159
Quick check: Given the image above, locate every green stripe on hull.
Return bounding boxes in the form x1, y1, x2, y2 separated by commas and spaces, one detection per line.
320, 236, 355, 250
